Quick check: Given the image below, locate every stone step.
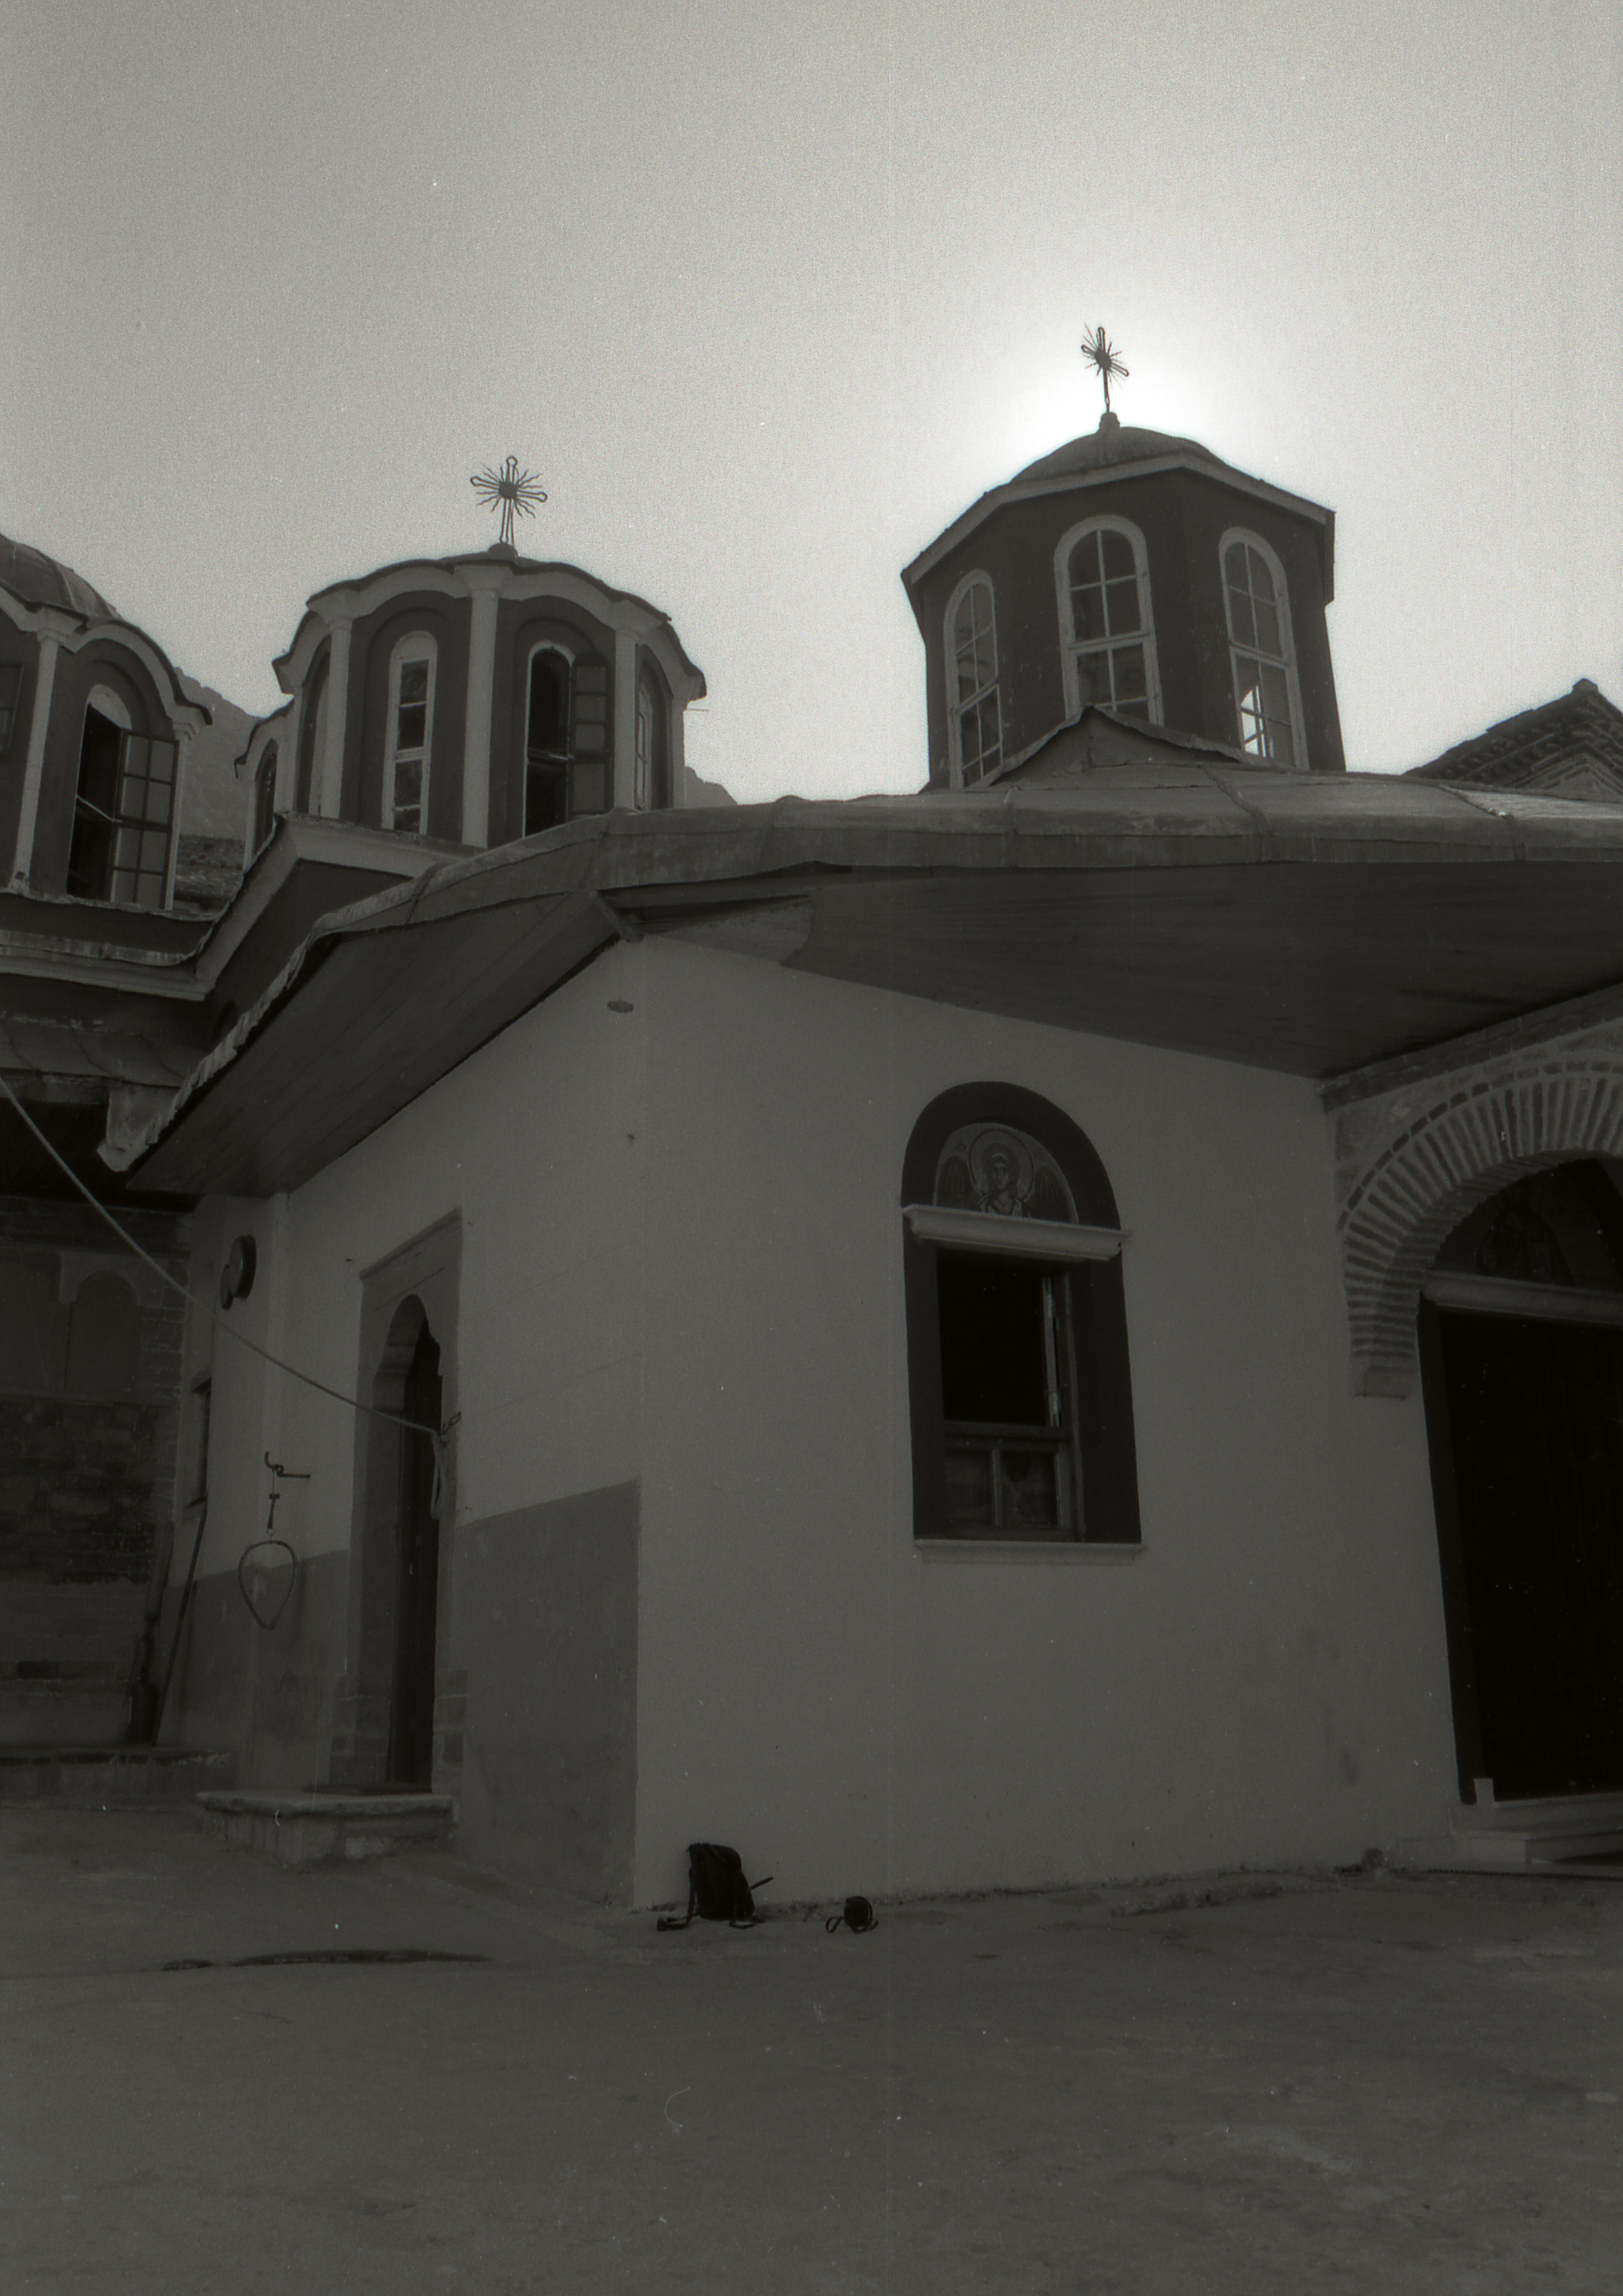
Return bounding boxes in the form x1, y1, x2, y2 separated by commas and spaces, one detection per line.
1394, 1789, 1623, 1877
197, 1790, 455, 1870
0, 1744, 237, 1803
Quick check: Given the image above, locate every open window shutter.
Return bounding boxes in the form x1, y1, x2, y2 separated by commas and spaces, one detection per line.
570, 656, 610, 813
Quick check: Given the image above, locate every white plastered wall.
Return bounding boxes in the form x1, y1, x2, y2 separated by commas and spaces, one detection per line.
631, 936, 1459, 1906
172, 945, 650, 1777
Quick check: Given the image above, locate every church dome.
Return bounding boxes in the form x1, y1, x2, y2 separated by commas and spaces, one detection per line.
1014, 411, 1225, 485
0, 533, 119, 622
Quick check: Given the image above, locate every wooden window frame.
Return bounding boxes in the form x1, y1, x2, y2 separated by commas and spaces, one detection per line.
901, 1085, 1142, 1549
944, 572, 1003, 788
1054, 516, 1162, 726
1220, 528, 1307, 769
382, 633, 437, 835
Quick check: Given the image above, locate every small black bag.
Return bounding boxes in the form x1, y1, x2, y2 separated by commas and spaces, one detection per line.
657, 1843, 773, 1931
827, 1895, 878, 1934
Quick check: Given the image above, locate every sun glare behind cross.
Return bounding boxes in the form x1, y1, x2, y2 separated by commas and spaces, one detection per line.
470, 456, 548, 548
1081, 326, 1129, 415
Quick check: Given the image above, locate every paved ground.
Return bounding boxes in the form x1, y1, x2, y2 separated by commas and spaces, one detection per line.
3, 1804, 1622, 2294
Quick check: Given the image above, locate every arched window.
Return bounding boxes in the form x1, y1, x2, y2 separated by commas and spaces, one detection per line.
901, 1085, 1140, 1545
634, 666, 669, 810
1221, 530, 1305, 768
383, 634, 436, 834
250, 742, 278, 859
66, 682, 177, 908
294, 654, 328, 814
1056, 518, 1160, 724
523, 641, 611, 833
946, 574, 1002, 786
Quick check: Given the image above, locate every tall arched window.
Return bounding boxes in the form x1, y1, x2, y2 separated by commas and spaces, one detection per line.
383, 634, 436, 834
946, 574, 1002, 786
523, 641, 611, 833
250, 742, 278, 859
1056, 518, 1160, 725
1221, 530, 1305, 768
901, 1085, 1141, 1546
66, 682, 177, 909
634, 666, 669, 810
294, 654, 328, 814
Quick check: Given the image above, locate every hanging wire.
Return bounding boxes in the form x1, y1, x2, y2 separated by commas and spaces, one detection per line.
0, 1070, 449, 1477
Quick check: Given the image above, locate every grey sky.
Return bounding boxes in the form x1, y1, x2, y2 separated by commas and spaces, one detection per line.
5, 0, 1620, 800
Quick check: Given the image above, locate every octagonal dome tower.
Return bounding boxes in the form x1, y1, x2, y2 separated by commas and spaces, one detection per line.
244, 542, 707, 870
902, 411, 1344, 787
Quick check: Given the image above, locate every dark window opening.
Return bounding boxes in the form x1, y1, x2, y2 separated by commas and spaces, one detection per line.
939, 1252, 1077, 1534
67, 709, 176, 907
524, 648, 611, 833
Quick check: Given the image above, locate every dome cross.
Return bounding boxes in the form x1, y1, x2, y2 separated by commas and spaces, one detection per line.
1081, 326, 1129, 415
470, 456, 548, 549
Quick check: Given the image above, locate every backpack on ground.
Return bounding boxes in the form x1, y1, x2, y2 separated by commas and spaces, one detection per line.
656, 1843, 772, 1930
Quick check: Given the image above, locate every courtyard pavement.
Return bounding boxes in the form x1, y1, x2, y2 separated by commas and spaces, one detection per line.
3, 1801, 1622, 2294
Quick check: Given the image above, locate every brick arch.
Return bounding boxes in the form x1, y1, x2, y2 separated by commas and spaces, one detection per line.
1339, 1061, 1623, 1396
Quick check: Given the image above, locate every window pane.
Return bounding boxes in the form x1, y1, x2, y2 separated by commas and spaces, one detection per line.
1227, 585, 1256, 649
113, 826, 141, 871
1111, 644, 1147, 703
1100, 529, 1134, 579
145, 779, 172, 824
149, 740, 175, 784
1001, 1448, 1061, 1528
140, 831, 168, 873
1104, 576, 1140, 635
394, 757, 422, 810
938, 1253, 1053, 1425
1068, 532, 1103, 588
396, 702, 427, 752
1072, 583, 1108, 643
944, 1445, 996, 1528
1073, 650, 1106, 708
1246, 548, 1275, 603
122, 736, 150, 784
1254, 597, 1281, 657
399, 660, 429, 705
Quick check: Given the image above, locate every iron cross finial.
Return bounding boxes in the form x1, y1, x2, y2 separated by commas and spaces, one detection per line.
470, 455, 548, 548
1081, 326, 1129, 415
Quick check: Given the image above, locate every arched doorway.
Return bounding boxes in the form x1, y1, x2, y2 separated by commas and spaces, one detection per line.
1419, 1159, 1623, 1801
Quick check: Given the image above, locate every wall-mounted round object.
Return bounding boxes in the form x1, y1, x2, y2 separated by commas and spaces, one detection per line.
219, 1234, 257, 1310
